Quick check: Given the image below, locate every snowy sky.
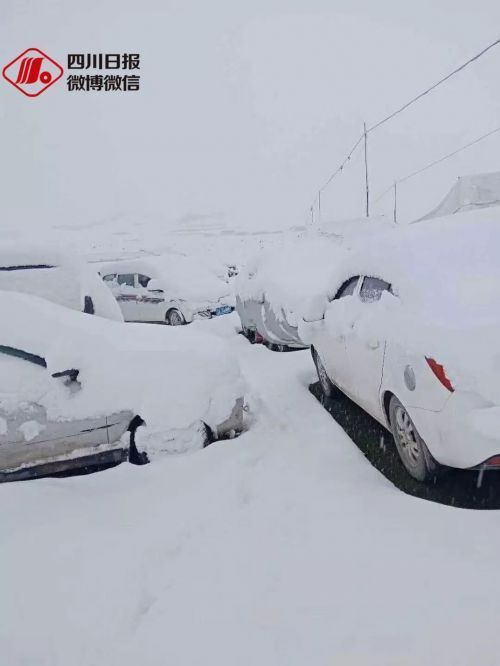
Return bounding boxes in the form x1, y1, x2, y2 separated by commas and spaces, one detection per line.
1, 0, 499, 231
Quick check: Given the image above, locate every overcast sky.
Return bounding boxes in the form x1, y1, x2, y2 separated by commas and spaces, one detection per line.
1, 0, 499, 232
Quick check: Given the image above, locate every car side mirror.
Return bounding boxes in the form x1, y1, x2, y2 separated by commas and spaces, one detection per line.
147, 279, 164, 293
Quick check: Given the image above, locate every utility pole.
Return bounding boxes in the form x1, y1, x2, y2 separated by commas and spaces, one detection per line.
393, 181, 397, 223
363, 122, 370, 218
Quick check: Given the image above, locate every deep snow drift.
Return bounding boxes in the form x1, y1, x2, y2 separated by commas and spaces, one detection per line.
2, 315, 500, 666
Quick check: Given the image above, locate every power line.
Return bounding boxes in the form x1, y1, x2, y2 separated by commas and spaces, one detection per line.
319, 134, 364, 192
368, 37, 500, 133
373, 124, 500, 205
398, 125, 500, 184
309, 36, 500, 215
309, 133, 364, 211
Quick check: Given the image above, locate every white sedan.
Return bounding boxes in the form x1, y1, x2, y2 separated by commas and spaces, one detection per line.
305, 209, 500, 481
100, 256, 234, 325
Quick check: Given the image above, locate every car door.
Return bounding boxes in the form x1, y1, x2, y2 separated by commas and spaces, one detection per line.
318, 276, 360, 391
115, 273, 139, 320
135, 273, 163, 322
343, 276, 392, 421
0, 350, 126, 477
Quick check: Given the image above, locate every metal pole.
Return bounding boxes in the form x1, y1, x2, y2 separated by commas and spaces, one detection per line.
393, 181, 397, 223
363, 122, 370, 218
310, 206, 314, 227
318, 190, 321, 226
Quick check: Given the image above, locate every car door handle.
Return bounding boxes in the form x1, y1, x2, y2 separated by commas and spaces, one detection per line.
367, 339, 380, 350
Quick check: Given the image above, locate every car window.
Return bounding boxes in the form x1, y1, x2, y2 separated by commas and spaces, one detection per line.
0, 264, 55, 271
102, 273, 116, 282
0, 352, 49, 397
360, 276, 391, 303
334, 276, 359, 300
137, 274, 151, 288
117, 274, 135, 287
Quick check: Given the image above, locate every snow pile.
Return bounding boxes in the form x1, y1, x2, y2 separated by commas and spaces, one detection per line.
416, 171, 500, 222
235, 218, 400, 342
318, 214, 395, 239
236, 237, 344, 329
3, 339, 500, 665
0, 291, 244, 449
0, 243, 123, 321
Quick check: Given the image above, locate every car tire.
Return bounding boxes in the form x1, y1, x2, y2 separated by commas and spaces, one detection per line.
269, 343, 286, 352
202, 422, 216, 447
388, 396, 440, 482
312, 347, 335, 398
167, 309, 186, 326
243, 327, 256, 343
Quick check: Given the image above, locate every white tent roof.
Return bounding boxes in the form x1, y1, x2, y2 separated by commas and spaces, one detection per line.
415, 172, 500, 222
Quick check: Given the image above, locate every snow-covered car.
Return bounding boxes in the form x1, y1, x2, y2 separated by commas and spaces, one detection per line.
235, 240, 337, 351
0, 244, 123, 321
305, 208, 500, 481
0, 347, 135, 482
0, 290, 245, 480
236, 291, 305, 351
99, 256, 235, 325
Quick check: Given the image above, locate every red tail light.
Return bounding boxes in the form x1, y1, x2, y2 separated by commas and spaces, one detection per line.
425, 357, 454, 392
482, 455, 500, 467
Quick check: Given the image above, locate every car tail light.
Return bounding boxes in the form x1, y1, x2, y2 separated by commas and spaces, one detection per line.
254, 332, 264, 344
425, 357, 454, 392
482, 455, 500, 467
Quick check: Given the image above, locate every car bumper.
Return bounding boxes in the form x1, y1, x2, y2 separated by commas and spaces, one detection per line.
194, 304, 235, 320
409, 392, 500, 469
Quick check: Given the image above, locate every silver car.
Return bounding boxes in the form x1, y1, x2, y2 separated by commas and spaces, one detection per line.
0, 346, 138, 482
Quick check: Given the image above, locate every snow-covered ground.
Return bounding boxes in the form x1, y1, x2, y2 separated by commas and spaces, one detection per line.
2, 314, 500, 666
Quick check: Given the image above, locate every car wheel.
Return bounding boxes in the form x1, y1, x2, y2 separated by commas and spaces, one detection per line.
389, 396, 439, 482
167, 309, 186, 326
312, 347, 335, 398
243, 327, 256, 343
269, 343, 286, 352
202, 422, 216, 448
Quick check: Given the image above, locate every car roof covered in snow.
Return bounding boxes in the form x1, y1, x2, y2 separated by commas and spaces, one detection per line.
0, 242, 123, 321
100, 255, 231, 302
334, 206, 500, 313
